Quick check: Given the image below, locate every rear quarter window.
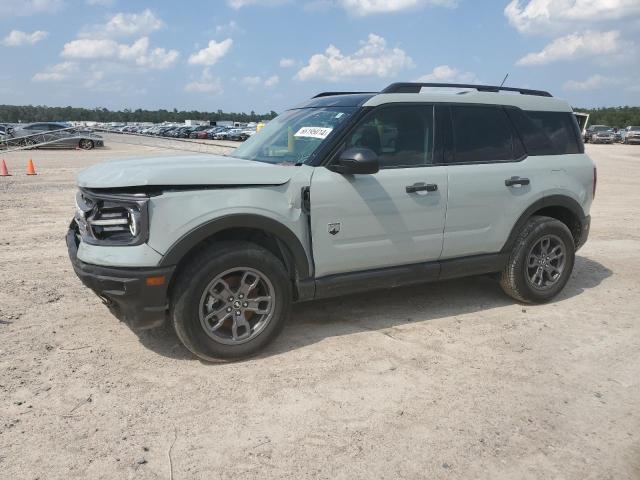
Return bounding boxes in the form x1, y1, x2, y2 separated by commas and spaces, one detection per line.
508, 109, 583, 155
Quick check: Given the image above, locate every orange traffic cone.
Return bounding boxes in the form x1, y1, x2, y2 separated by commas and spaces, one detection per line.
0, 159, 10, 176
26, 159, 37, 176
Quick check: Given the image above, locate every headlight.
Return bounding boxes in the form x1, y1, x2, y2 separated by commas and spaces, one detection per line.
75, 189, 149, 246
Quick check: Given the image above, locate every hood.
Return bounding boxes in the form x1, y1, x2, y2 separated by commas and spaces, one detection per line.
77, 154, 296, 189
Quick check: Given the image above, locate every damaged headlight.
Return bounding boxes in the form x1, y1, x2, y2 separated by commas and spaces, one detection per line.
75, 189, 149, 246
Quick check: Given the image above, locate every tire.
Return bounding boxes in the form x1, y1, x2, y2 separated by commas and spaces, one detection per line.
170, 241, 292, 361
79, 139, 94, 150
500, 216, 575, 303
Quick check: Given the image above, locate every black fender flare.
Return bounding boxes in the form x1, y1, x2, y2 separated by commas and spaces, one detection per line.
500, 195, 586, 253
158, 214, 311, 279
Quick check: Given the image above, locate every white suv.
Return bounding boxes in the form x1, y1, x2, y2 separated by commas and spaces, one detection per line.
67, 82, 595, 360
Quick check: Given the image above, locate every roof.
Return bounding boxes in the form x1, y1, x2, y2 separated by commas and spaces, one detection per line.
363, 91, 573, 112
294, 93, 376, 109
301, 83, 573, 113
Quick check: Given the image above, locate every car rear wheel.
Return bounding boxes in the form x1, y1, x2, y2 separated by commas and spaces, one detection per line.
171, 241, 291, 361
79, 139, 94, 150
500, 216, 575, 303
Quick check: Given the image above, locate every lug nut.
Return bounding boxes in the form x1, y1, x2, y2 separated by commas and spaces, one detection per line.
226, 307, 232, 313
239, 294, 244, 299
235, 310, 241, 316
243, 302, 248, 308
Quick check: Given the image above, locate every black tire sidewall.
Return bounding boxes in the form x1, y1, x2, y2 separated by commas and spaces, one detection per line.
172, 244, 291, 361
512, 219, 575, 303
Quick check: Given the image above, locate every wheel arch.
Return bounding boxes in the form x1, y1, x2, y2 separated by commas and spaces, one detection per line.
160, 214, 312, 298
501, 195, 586, 253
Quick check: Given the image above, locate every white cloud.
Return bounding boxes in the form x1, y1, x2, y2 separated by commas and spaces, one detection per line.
279, 58, 296, 68
228, 0, 288, 7
505, 0, 640, 34
188, 39, 233, 66
62, 37, 179, 69
416, 65, 478, 83
80, 9, 164, 38
338, 0, 457, 15
296, 34, 413, 81
33, 62, 78, 82
242, 76, 262, 87
241, 75, 280, 89
185, 68, 223, 94
563, 74, 619, 91
215, 20, 243, 35
228, 0, 457, 14
516, 30, 624, 66
138, 46, 180, 69
265, 75, 280, 87
62, 38, 118, 58
3, 0, 64, 17
2, 30, 49, 46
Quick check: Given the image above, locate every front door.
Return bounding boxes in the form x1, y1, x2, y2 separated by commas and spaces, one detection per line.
310, 104, 448, 278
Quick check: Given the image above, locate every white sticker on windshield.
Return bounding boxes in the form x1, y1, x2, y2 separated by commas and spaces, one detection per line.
294, 127, 333, 139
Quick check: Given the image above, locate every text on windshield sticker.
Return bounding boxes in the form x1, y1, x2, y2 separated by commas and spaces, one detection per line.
294, 127, 333, 139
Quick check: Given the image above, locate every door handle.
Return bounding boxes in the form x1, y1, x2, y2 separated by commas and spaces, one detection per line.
406, 182, 438, 193
505, 176, 530, 187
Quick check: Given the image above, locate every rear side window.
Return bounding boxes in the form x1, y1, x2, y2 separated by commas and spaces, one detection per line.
509, 110, 583, 155
451, 105, 523, 163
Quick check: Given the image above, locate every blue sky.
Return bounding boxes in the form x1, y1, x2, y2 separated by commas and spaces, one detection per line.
1, 0, 639, 112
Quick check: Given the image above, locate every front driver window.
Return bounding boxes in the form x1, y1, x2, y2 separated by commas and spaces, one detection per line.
345, 105, 434, 169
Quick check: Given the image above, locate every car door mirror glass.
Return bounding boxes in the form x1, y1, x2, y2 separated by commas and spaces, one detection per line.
329, 147, 379, 175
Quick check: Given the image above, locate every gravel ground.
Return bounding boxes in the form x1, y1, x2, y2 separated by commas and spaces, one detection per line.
0, 141, 638, 480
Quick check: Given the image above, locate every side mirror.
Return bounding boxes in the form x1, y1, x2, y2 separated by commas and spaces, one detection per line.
328, 147, 379, 175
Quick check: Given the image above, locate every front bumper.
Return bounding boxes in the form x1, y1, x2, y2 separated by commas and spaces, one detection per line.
66, 225, 175, 330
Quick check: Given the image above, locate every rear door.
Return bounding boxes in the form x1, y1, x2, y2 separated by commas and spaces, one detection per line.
310, 104, 448, 278
439, 104, 543, 258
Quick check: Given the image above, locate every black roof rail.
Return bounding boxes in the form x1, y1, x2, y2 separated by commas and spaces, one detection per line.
381, 82, 552, 97
312, 91, 376, 98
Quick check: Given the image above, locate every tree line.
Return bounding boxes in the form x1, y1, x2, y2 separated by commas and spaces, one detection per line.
2, 103, 640, 128
0, 105, 278, 124
573, 106, 640, 128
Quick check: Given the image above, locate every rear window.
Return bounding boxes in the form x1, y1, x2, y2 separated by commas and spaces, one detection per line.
451, 105, 524, 163
508, 109, 583, 155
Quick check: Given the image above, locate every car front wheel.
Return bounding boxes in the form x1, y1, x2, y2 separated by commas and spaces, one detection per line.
171, 242, 291, 361
500, 216, 575, 303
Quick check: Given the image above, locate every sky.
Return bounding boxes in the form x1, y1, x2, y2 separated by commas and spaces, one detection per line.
0, 0, 639, 113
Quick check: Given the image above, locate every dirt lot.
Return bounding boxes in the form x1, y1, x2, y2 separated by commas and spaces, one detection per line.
0, 141, 638, 480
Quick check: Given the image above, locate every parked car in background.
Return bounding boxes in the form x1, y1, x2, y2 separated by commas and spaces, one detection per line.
623, 126, 640, 144
188, 125, 210, 138
11, 122, 104, 149
584, 125, 611, 143
212, 128, 233, 140
228, 128, 252, 141
589, 129, 615, 144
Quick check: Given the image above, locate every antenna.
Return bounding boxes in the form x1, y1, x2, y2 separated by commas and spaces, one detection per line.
500, 73, 509, 87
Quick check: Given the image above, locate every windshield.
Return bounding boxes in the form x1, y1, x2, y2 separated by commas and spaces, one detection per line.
630, 126, 640, 131
231, 107, 356, 165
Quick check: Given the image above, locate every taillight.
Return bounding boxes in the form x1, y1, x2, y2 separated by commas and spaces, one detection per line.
593, 167, 597, 200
